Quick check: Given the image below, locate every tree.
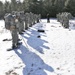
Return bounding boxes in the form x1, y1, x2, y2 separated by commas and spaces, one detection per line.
4, 1, 11, 13
29, 0, 43, 14
11, 0, 17, 11
64, 0, 75, 16
22, 0, 30, 12
54, 0, 65, 13
0, 1, 4, 19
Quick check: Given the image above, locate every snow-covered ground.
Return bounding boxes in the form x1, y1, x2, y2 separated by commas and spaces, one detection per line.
0, 19, 75, 75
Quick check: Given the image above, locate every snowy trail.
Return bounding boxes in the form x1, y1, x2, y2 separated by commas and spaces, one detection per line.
0, 19, 75, 75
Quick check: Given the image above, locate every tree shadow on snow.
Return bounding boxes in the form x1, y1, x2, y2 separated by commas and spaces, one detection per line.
14, 45, 54, 75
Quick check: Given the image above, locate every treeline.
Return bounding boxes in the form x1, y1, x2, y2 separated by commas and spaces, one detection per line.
0, 0, 75, 19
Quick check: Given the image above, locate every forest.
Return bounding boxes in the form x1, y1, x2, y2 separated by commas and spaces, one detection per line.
0, 0, 75, 19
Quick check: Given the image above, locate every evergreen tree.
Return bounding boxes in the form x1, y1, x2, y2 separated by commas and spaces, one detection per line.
11, 0, 17, 11
22, 0, 30, 12
4, 1, 11, 13
64, 0, 75, 16
1, 0, 75, 18
0, 1, 4, 19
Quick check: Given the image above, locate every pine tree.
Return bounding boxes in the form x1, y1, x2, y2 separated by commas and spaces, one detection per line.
0, 1, 4, 19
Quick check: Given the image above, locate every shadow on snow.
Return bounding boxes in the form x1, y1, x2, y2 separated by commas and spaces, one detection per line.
22, 23, 50, 54
14, 45, 54, 75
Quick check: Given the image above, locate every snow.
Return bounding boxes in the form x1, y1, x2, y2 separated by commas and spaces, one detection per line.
0, 19, 75, 75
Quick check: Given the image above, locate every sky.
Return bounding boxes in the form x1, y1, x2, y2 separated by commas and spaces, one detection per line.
0, 0, 11, 3
0, 0, 23, 3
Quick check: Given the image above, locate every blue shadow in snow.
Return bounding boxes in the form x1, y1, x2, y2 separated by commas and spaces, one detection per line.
22, 29, 50, 54
14, 45, 54, 75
